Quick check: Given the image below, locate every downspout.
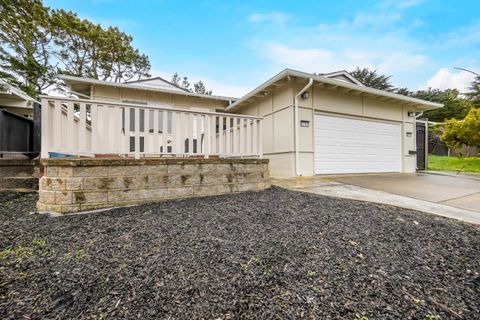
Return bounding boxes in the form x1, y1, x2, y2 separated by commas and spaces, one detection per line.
294, 78, 313, 176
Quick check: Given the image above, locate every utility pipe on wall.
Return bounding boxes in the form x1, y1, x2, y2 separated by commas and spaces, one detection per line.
294, 78, 313, 176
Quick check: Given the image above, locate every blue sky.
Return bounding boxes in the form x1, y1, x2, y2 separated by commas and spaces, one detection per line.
44, 0, 480, 97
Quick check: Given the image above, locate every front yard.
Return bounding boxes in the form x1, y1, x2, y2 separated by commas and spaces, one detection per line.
428, 155, 480, 173
1, 188, 479, 319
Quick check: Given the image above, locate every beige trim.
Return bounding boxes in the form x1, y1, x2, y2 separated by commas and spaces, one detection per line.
59, 74, 237, 102
226, 69, 443, 111
313, 110, 403, 124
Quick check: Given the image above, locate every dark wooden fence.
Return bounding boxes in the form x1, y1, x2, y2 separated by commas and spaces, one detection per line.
0, 103, 40, 158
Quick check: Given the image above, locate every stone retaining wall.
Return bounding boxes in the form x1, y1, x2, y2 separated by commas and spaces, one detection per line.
0, 159, 39, 191
37, 158, 270, 214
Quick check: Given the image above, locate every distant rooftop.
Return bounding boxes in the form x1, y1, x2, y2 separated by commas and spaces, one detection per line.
126, 77, 189, 93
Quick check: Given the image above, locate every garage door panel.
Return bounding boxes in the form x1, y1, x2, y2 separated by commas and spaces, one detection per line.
314, 114, 401, 174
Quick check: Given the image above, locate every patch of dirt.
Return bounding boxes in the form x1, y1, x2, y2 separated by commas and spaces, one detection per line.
0, 188, 479, 319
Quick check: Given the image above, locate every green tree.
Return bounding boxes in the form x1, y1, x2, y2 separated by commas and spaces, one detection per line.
171, 72, 181, 86
51, 10, 151, 83
181, 76, 190, 90
442, 108, 480, 156
193, 80, 212, 95
350, 67, 395, 91
466, 75, 480, 108
412, 88, 472, 122
0, 0, 56, 98
171, 73, 213, 94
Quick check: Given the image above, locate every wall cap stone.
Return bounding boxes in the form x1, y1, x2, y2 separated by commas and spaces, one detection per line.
0, 159, 36, 166
41, 157, 269, 166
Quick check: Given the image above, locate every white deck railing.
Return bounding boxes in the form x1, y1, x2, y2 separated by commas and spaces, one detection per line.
40, 96, 263, 159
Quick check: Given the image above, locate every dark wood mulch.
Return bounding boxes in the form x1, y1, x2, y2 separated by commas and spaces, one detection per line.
0, 187, 479, 319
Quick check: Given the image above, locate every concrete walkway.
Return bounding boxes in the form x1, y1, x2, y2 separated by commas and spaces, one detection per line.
272, 173, 480, 224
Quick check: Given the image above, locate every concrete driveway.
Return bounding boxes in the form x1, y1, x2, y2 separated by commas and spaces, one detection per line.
272, 172, 480, 224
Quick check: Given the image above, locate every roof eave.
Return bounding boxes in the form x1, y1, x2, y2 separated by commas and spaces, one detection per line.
59, 75, 237, 102
227, 69, 443, 111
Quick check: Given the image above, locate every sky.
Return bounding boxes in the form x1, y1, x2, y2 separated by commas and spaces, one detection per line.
44, 0, 480, 97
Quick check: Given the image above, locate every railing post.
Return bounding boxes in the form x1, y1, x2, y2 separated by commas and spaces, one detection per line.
134, 108, 140, 159
53, 99, 62, 151
204, 115, 210, 158
91, 103, 98, 155
239, 118, 245, 155
163, 111, 169, 154
79, 103, 87, 154
124, 107, 130, 156
113, 106, 122, 154
258, 119, 263, 158
66, 102, 74, 152
144, 108, 150, 154
153, 110, 159, 154
40, 99, 49, 158
225, 116, 231, 156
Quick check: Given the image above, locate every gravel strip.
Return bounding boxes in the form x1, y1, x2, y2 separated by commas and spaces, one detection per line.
0, 187, 479, 319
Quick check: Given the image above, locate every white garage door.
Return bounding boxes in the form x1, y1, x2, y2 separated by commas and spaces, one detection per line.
314, 114, 402, 174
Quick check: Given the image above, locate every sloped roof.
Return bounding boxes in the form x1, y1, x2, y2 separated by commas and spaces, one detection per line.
0, 79, 37, 109
319, 70, 364, 86
226, 69, 443, 111
126, 77, 189, 93
59, 75, 237, 102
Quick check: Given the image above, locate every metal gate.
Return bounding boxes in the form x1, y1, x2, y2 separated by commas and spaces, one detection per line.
0, 105, 40, 158
416, 122, 426, 170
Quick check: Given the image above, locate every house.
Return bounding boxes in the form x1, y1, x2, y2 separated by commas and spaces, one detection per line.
54, 69, 441, 177
0, 79, 36, 118
0, 80, 39, 159
60, 75, 234, 112
226, 69, 442, 176
35, 69, 443, 213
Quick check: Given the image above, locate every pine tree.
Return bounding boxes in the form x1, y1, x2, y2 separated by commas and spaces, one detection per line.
0, 0, 56, 98
350, 67, 395, 91
181, 76, 190, 90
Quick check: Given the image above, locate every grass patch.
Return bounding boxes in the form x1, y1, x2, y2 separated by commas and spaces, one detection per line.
428, 155, 480, 173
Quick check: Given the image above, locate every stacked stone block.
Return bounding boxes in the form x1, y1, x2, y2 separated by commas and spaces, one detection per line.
37, 158, 270, 213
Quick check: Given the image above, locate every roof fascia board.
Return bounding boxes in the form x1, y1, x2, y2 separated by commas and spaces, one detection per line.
320, 70, 364, 86
125, 76, 189, 92
59, 75, 236, 102
227, 69, 442, 111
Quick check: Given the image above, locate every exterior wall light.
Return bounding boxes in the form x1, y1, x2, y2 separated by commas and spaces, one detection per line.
301, 91, 310, 100
406, 131, 412, 137
407, 111, 416, 117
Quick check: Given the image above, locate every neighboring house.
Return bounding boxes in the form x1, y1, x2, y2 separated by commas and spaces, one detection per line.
0, 80, 39, 158
60, 75, 234, 112
0, 79, 36, 118
54, 69, 442, 177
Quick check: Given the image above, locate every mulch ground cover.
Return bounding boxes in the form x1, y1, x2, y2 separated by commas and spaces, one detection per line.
0, 187, 479, 319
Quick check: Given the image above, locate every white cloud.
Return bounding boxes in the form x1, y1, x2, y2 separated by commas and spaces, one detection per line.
378, 53, 428, 73
424, 68, 475, 92
248, 11, 290, 25
379, 0, 424, 10
250, 0, 436, 88
352, 12, 403, 29
256, 39, 428, 79
198, 77, 253, 98
434, 21, 480, 49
